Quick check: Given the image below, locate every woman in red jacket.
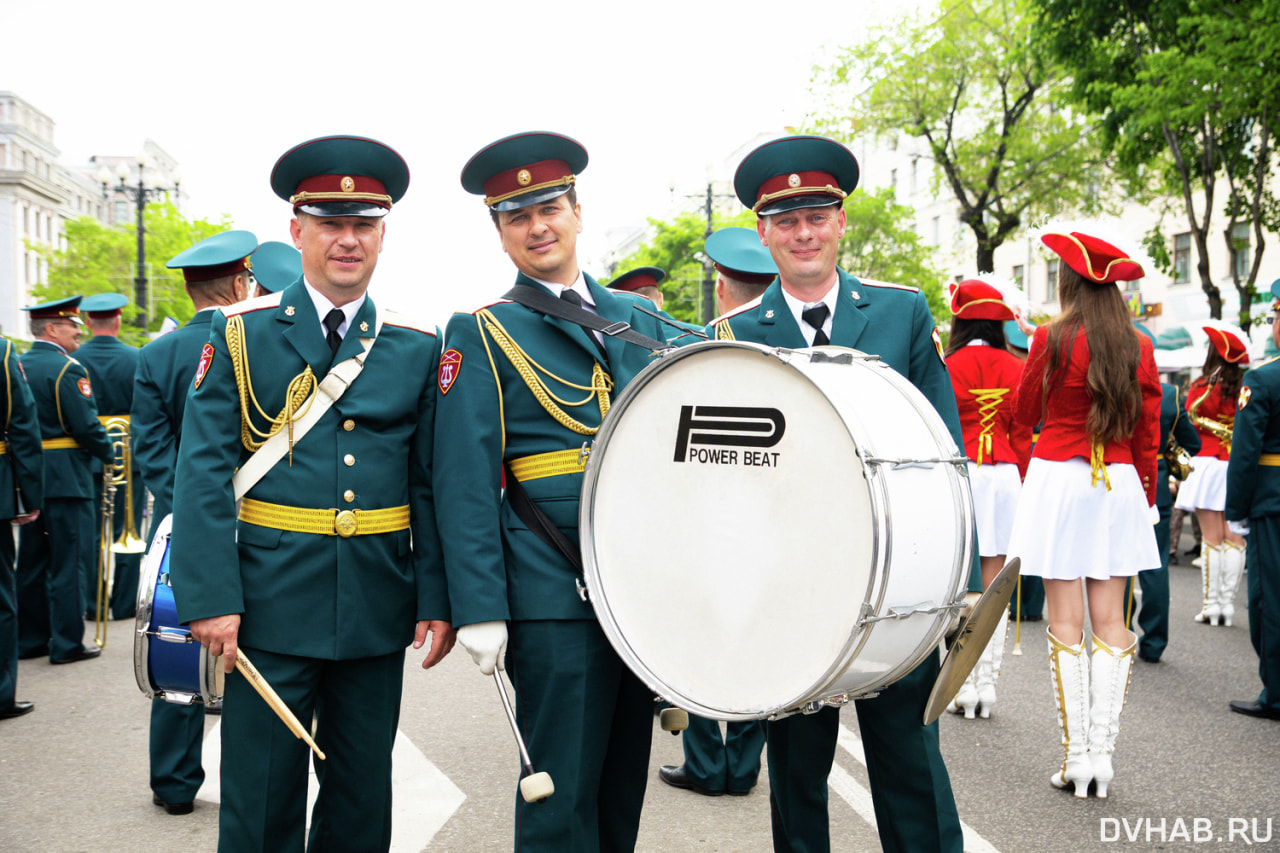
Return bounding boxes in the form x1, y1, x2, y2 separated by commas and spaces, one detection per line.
944, 279, 1032, 719
1174, 329, 1248, 626
1006, 230, 1161, 800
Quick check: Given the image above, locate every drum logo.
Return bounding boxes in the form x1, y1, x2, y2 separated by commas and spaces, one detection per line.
673, 405, 786, 466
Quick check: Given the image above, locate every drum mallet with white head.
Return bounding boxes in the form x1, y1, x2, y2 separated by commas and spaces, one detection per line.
493, 671, 555, 802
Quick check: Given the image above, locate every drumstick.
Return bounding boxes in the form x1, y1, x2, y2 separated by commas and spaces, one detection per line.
234, 650, 326, 761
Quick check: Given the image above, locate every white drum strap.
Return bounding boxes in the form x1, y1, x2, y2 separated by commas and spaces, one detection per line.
233, 305, 384, 501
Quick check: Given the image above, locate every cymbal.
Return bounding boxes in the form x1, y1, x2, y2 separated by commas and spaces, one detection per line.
923, 557, 1021, 726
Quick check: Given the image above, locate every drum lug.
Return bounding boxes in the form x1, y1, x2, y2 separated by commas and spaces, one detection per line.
575, 577, 589, 602
577, 442, 592, 467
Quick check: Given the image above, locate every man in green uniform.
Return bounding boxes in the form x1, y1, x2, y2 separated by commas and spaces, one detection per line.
436, 131, 678, 851
1225, 285, 1280, 720
710, 135, 966, 853
132, 229, 255, 815
608, 266, 668, 310
16, 296, 113, 664
170, 136, 455, 849
75, 292, 143, 620
248, 240, 302, 297
659, 226, 774, 797
0, 336, 44, 718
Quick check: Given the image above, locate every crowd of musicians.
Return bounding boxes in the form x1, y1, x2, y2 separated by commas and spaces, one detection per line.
2, 130, 1278, 853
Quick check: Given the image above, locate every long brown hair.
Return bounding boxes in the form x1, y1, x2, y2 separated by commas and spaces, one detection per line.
944, 317, 1008, 357
1199, 345, 1243, 404
1040, 266, 1144, 444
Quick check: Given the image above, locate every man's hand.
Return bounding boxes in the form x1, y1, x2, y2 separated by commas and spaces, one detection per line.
11, 510, 39, 526
457, 621, 508, 675
189, 614, 242, 673
414, 620, 457, 670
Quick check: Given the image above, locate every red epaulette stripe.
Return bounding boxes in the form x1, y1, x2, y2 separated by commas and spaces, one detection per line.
858, 278, 920, 293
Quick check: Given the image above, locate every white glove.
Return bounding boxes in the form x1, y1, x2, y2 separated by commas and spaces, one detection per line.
1229, 519, 1251, 537
457, 621, 508, 675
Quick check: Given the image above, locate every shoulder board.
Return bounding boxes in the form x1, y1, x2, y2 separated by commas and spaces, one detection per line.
710, 293, 765, 325
221, 292, 282, 317
857, 278, 920, 293
382, 310, 438, 336
459, 297, 514, 315
1251, 354, 1280, 370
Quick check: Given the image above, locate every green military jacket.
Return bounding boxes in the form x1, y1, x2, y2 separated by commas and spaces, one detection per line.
0, 340, 44, 517
1227, 357, 1280, 521
169, 282, 448, 659
76, 335, 139, 417
709, 268, 980, 591
19, 340, 112, 499
433, 272, 679, 626
1158, 383, 1200, 510
132, 310, 215, 524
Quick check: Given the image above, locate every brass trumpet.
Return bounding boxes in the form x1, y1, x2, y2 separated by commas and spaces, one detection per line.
94, 416, 145, 648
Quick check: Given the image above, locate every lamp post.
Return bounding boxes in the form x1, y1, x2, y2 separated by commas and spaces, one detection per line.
672, 171, 735, 323
96, 156, 180, 329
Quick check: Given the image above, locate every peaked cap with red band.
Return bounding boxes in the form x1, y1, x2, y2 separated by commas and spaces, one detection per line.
950, 279, 1015, 321
704, 226, 778, 286
271, 135, 409, 218
460, 131, 588, 212
1204, 326, 1250, 365
22, 295, 84, 324
1041, 231, 1144, 284
166, 230, 259, 283
608, 267, 667, 293
734, 135, 860, 216
80, 292, 129, 319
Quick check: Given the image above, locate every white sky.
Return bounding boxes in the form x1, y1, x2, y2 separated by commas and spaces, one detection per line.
3, 0, 933, 328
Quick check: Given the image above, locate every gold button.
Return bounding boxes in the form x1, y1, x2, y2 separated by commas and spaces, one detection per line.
344, 454, 355, 466
343, 419, 355, 431
343, 489, 355, 503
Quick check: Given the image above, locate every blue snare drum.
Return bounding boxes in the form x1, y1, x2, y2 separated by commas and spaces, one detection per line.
133, 514, 223, 707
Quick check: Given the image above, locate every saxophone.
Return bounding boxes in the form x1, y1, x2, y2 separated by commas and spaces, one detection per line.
1187, 370, 1235, 454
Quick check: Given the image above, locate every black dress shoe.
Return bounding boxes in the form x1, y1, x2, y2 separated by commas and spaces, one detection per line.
1137, 651, 1161, 663
0, 701, 34, 719
1229, 700, 1280, 720
17, 647, 47, 660
658, 764, 723, 796
152, 793, 194, 815
50, 646, 101, 665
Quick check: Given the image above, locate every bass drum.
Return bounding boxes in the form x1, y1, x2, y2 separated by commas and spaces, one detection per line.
134, 513, 224, 707
581, 340, 973, 721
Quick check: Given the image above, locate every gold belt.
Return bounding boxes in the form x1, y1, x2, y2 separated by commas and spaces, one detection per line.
238, 497, 410, 538
508, 449, 586, 482
42, 437, 81, 450
97, 414, 129, 425
1260, 453, 1280, 467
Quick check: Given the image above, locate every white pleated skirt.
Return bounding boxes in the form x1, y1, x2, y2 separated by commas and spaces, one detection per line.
1174, 456, 1228, 512
1007, 457, 1160, 580
968, 461, 1021, 557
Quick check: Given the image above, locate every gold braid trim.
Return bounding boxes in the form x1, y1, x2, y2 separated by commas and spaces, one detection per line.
715, 320, 735, 341
225, 314, 318, 464
967, 387, 1010, 465
477, 308, 612, 435
1089, 440, 1112, 491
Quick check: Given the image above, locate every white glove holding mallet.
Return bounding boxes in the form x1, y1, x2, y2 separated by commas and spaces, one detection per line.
458, 621, 508, 675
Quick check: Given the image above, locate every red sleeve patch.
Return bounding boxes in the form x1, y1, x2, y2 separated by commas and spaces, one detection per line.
438, 349, 462, 395
77, 376, 92, 398
193, 343, 215, 390
932, 328, 945, 363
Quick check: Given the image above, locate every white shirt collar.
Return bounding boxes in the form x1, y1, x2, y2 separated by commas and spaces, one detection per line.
532, 272, 594, 308
781, 282, 838, 345
303, 278, 366, 339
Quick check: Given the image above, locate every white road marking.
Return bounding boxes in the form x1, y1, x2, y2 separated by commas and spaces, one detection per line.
832, 723, 1001, 853
201, 723, 465, 851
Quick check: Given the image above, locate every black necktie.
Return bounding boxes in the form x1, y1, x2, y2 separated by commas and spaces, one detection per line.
561, 288, 607, 359
323, 308, 344, 355
802, 303, 830, 346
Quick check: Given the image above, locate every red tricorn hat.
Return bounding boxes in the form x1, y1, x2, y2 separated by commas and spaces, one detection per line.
1041, 231, 1144, 284
1204, 326, 1250, 365
950, 279, 1015, 321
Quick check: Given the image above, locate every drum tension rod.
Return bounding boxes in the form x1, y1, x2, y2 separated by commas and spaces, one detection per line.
863, 455, 968, 470
577, 441, 591, 466
860, 600, 966, 624
575, 578, 589, 602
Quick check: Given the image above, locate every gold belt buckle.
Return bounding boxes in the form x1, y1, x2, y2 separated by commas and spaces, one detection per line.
334, 510, 358, 538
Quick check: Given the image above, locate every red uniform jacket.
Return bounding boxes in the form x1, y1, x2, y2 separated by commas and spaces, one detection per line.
1014, 326, 1162, 506
946, 342, 1033, 478
1183, 376, 1234, 460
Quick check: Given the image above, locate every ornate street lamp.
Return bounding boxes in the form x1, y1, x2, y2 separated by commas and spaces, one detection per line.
96, 155, 181, 329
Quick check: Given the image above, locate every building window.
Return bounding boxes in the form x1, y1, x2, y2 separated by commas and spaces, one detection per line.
1047, 259, 1059, 302
1012, 265, 1024, 290
114, 200, 128, 223
931, 216, 941, 246
910, 159, 918, 195
890, 168, 898, 198
1174, 233, 1191, 283
1124, 275, 1142, 294
1230, 222, 1251, 280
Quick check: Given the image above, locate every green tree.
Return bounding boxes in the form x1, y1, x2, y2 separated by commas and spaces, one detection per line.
29, 201, 231, 346
1031, 0, 1280, 329
809, 0, 1106, 273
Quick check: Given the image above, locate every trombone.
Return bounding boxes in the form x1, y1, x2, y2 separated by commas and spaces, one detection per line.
94, 415, 145, 648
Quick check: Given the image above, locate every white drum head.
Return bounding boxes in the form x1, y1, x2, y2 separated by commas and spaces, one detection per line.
583, 342, 875, 718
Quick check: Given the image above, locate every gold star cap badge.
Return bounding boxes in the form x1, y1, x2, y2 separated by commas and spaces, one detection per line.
787, 173, 801, 188
285, 305, 296, 316
340, 176, 355, 193
517, 169, 532, 186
